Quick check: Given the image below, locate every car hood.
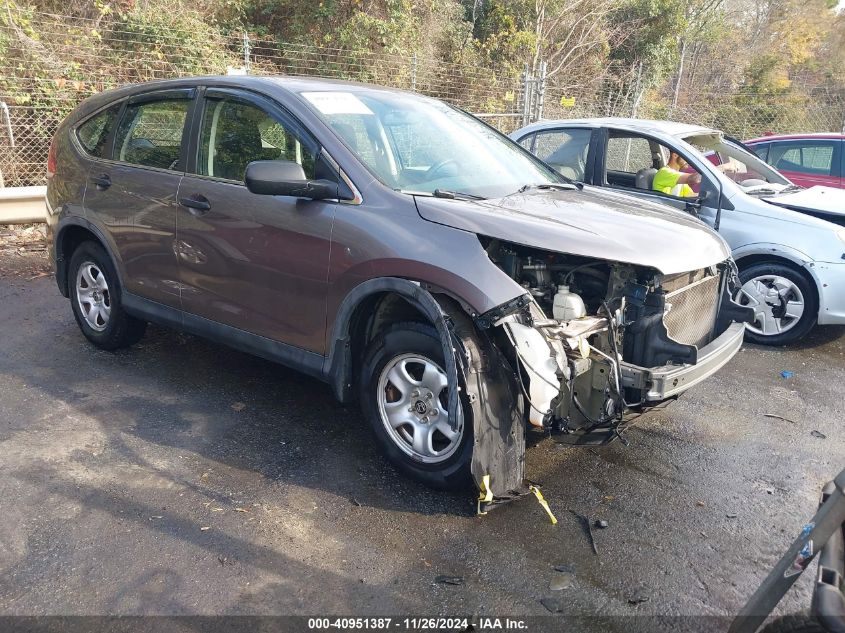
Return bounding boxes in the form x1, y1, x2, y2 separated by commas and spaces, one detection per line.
762, 186, 845, 215
414, 185, 730, 274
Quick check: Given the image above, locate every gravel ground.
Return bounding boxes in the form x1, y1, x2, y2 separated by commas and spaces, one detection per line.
0, 240, 843, 632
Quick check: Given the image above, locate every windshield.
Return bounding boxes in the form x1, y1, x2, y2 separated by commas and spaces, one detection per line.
299, 89, 563, 198
685, 134, 791, 195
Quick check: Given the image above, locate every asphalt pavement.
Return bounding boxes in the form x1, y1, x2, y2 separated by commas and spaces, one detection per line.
0, 247, 843, 631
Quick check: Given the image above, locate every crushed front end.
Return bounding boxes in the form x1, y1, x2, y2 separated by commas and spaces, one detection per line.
478, 239, 753, 445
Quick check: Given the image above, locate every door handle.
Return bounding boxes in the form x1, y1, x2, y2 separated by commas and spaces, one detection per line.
179, 195, 211, 214
90, 173, 111, 190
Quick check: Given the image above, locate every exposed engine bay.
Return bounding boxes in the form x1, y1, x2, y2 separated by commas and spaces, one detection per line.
478, 237, 752, 444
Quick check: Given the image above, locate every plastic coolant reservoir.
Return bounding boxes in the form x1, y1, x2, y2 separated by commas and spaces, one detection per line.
503, 321, 566, 427
553, 285, 586, 321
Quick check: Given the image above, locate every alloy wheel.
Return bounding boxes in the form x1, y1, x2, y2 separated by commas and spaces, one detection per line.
75, 261, 112, 332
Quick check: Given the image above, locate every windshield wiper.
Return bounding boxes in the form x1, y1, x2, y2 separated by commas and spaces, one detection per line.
517, 182, 582, 193
432, 189, 487, 201
746, 188, 781, 196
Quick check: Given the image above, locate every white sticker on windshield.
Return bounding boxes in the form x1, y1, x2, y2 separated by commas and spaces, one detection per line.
301, 92, 374, 115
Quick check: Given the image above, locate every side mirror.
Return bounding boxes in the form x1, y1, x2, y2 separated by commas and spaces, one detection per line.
245, 160, 337, 200
685, 187, 713, 214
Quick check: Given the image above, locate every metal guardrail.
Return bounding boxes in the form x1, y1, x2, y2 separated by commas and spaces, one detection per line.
0, 186, 47, 224
0, 100, 12, 189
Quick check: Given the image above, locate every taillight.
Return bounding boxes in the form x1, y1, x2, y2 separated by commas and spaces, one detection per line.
46, 135, 58, 179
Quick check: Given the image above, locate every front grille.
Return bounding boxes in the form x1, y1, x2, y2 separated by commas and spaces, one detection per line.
662, 271, 721, 349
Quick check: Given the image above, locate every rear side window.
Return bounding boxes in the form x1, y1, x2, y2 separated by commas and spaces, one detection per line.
76, 104, 121, 158
770, 142, 835, 176
534, 129, 591, 180
114, 99, 190, 170
606, 135, 653, 173
197, 97, 316, 182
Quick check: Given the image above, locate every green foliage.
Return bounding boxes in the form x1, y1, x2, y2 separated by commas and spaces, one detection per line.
107, 10, 236, 80
610, 0, 686, 80
2, 0, 843, 145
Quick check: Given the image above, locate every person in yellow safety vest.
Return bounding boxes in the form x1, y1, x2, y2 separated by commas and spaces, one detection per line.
653, 151, 701, 197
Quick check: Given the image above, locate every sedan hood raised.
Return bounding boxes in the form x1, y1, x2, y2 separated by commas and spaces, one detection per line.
415, 186, 731, 274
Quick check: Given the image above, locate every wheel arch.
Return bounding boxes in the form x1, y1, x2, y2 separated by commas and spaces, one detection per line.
55, 218, 123, 298
324, 277, 469, 407
328, 277, 526, 500
734, 251, 820, 309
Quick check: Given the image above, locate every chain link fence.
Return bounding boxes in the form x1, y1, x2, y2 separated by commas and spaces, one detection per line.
1, 10, 843, 188
540, 86, 845, 141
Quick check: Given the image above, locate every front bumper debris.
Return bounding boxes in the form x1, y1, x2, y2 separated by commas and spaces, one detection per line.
620, 321, 745, 401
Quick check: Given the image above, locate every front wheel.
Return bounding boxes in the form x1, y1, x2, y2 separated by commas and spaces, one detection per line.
734, 262, 818, 346
359, 322, 473, 490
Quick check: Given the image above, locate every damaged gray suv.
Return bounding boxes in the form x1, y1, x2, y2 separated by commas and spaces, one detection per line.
46, 77, 752, 505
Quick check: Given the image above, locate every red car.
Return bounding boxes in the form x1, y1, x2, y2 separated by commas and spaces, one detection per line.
744, 133, 844, 189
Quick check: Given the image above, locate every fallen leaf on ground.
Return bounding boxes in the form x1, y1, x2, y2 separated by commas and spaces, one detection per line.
549, 572, 573, 591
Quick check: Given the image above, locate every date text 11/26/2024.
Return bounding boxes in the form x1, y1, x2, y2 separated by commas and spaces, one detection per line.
307, 618, 529, 630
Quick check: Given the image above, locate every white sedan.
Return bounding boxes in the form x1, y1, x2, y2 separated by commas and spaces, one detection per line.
511, 118, 845, 345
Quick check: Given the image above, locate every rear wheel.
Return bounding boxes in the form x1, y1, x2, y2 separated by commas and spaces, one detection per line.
734, 262, 817, 346
359, 322, 472, 490
69, 241, 146, 350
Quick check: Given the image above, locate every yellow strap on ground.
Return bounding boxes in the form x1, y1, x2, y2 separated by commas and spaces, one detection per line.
477, 474, 493, 515
529, 485, 558, 525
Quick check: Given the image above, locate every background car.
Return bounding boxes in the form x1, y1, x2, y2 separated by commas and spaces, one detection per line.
745, 133, 844, 190
511, 118, 845, 346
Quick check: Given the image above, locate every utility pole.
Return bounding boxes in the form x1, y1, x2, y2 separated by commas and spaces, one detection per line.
411, 52, 417, 92
243, 32, 251, 74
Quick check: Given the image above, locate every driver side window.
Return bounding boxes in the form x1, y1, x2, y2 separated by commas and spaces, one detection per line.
197, 97, 316, 182
605, 133, 701, 199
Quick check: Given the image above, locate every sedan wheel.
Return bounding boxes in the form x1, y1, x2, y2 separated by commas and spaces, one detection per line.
736, 274, 804, 337
734, 262, 817, 346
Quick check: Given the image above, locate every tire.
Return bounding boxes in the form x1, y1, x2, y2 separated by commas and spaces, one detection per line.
759, 613, 827, 633
359, 321, 473, 490
68, 241, 146, 351
735, 261, 818, 346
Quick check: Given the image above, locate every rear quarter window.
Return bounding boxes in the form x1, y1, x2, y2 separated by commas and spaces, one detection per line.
76, 104, 121, 158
